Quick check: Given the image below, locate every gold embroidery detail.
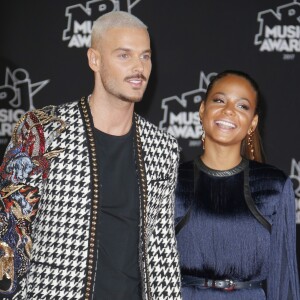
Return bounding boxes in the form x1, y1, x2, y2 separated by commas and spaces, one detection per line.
11, 202, 33, 222
12, 107, 66, 146
1, 184, 25, 198
42, 149, 65, 160
0, 241, 14, 293
80, 97, 98, 300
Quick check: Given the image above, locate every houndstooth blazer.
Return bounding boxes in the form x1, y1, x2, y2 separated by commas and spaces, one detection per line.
0, 97, 182, 300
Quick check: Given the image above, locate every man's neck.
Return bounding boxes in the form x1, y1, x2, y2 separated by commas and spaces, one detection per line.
89, 93, 135, 136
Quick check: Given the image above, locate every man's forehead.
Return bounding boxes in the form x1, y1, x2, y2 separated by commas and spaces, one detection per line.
100, 27, 150, 47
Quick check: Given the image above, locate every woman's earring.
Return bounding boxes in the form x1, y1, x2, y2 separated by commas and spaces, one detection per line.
200, 120, 205, 150
247, 128, 255, 160
201, 131, 205, 150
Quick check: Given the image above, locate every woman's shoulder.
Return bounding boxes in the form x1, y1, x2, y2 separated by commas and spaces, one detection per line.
249, 160, 287, 180
248, 160, 289, 193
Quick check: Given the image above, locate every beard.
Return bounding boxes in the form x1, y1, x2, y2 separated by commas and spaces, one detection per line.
117, 91, 144, 103
100, 64, 148, 103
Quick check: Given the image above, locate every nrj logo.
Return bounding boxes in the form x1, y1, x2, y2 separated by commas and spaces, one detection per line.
290, 158, 300, 224
0, 68, 49, 142
254, 1, 300, 60
159, 71, 216, 147
62, 0, 143, 48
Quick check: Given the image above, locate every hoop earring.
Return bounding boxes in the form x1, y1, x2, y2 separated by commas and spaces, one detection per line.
247, 129, 255, 160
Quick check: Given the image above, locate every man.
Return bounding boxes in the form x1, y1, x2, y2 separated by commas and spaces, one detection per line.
0, 11, 182, 300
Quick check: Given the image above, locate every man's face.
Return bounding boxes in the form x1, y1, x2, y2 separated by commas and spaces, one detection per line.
98, 27, 152, 103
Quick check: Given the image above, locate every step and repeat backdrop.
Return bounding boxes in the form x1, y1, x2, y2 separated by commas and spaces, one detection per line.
1, 0, 300, 272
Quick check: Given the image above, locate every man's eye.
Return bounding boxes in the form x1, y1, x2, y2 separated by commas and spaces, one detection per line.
119, 54, 129, 59
141, 54, 151, 60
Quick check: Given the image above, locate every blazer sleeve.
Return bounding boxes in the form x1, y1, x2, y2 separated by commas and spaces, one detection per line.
267, 178, 300, 300
153, 137, 182, 299
0, 108, 64, 298
165, 139, 182, 299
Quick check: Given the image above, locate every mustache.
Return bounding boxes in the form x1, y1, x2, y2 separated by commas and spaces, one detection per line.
124, 74, 147, 81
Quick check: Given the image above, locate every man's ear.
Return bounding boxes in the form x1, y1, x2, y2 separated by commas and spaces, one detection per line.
87, 48, 100, 71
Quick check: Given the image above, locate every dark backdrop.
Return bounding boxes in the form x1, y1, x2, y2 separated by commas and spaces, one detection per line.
1, 0, 300, 275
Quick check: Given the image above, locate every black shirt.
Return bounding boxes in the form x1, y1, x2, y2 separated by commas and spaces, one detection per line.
94, 126, 141, 300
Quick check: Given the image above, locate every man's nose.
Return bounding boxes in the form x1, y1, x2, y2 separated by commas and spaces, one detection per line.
132, 57, 144, 73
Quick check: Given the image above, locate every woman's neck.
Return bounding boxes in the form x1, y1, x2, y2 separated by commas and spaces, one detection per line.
200, 143, 242, 171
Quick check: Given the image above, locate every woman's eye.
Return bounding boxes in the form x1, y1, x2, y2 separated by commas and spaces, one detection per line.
212, 98, 224, 103
238, 104, 249, 110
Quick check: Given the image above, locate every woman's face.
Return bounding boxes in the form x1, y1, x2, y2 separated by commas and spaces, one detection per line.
199, 74, 258, 148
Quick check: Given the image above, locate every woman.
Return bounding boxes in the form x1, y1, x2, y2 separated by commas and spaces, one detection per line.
175, 70, 300, 299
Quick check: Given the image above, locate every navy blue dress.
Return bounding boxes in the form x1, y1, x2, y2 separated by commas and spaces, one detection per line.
175, 158, 299, 300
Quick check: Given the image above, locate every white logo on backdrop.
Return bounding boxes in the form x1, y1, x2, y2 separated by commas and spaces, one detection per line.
254, 1, 300, 60
62, 0, 143, 48
0, 68, 49, 144
159, 71, 216, 147
290, 158, 300, 224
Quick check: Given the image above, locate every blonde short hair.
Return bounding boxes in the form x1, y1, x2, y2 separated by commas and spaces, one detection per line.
91, 11, 147, 48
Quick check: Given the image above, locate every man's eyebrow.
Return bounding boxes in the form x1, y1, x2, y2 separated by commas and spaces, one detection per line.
113, 48, 152, 54
113, 47, 131, 52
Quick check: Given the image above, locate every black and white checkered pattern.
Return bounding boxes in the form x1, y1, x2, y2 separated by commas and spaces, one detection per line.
138, 117, 181, 299
10, 100, 181, 300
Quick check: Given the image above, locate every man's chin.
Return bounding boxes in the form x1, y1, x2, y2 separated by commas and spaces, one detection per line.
119, 94, 143, 103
